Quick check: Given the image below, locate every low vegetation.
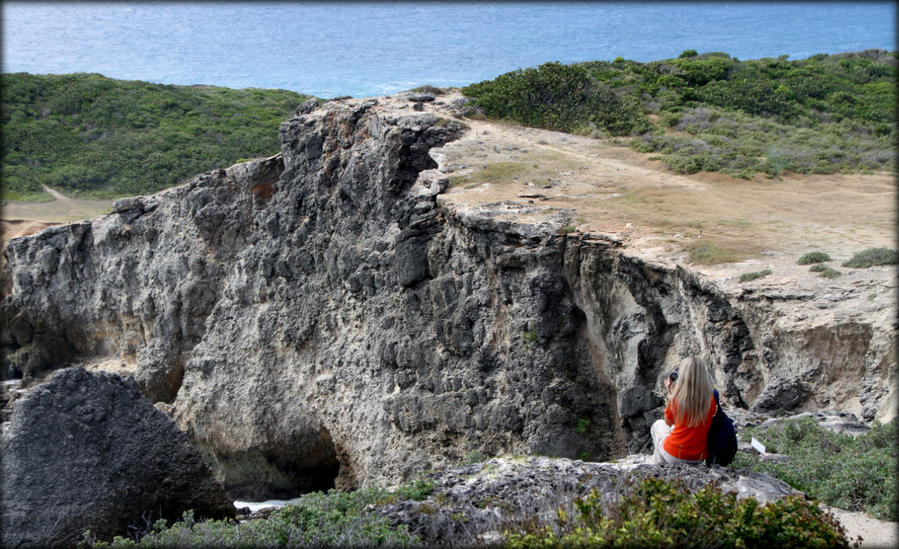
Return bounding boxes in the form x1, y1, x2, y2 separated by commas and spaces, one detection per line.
797, 251, 832, 265
842, 247, 898, 268
732, 417, 897, 521
81, 419, 894, 548
80, 473, 858, 549
2, 73, 310, 201
817, 267, 842, 279
463, 50, 895, 178
505, 477, 855, 548
739, 269, 772, 282
80, 484, 419, 548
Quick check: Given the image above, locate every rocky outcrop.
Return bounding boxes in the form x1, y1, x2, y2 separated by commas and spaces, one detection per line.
1, 94, 894, 500
0, 367, 234, 548
377, 455, 801, 546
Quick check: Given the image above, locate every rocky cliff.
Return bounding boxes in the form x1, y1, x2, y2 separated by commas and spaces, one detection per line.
1, 94, 894, 499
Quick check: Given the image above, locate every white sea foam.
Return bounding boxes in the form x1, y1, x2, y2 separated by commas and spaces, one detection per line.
233, 497, 303, 513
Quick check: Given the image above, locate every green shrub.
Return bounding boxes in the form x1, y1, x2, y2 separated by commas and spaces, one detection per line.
461, 62, 649, 135
394, 476, 436, 501
464, 50, 895, 178
408, 84, 446, 95
735, 417, 897, 521
80, 486, 418, 548
818, 267, 842, 278
505, 477, 855, 548
842, 247, 899, 268
797, 251, 832, 264
2, 73, 311, 201
740, 269, 772, 282
809, 264, 828, 272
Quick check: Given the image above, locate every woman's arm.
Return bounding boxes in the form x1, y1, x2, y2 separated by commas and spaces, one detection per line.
664, 378, 675, 425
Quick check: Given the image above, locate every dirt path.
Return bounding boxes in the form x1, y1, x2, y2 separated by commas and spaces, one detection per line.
40, 184, 69, 201
826, 506, 898, 548
1, 185, 114, 244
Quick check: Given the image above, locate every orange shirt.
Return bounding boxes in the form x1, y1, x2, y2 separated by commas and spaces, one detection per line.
663, 395, 716, 461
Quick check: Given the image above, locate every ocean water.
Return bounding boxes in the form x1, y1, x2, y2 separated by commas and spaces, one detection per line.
2, 2, 895, 98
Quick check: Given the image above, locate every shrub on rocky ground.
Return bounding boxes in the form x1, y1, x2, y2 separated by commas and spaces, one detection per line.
797, 251, 832, 265
842, 247, 898, 268
505, 477, 856, 548
731, 417, 897, 521
739, 269, 771, 282
817, 267, 842, 278
80, 485, 419, 548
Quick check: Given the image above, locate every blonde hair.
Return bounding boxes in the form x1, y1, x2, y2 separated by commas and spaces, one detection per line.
670, 357, 714, 427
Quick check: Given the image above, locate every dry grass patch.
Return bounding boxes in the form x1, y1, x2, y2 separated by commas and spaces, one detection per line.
685, 236, 766, 265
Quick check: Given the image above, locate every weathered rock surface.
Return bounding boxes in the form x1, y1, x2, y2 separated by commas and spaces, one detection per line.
376, 455, 801, 546
0, 367, 234, 548
1, 94, 894, 500
731, 408, 874, 436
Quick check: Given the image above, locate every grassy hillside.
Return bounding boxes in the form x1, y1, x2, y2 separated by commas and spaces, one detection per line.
463, 49, 896, 178
2, 73, 311, 201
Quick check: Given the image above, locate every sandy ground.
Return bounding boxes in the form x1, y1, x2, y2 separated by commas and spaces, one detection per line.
826, 506, 898, 548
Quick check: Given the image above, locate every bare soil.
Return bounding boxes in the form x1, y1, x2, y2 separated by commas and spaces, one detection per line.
825, 506, 898, 548
436, 110, 895, 278
1, 185, 114, 246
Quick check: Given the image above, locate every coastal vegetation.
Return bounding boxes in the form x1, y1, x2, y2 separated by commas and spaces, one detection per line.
842, 247, 899, 268
463, 49, 896, 178
505, 478, 854, 548
797, 251, 832, 265
79, 416, 895, 549
1, 73, 310, 201
80, 475, 857, 548
79, 485, 420, 548
739, 269, 772, 283
732, 417, 897, 521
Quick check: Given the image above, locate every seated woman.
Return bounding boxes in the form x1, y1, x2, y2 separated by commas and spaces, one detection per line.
651, 357, 716, 465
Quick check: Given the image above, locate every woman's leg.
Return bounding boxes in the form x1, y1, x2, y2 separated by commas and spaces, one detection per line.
650, 419, 673, 464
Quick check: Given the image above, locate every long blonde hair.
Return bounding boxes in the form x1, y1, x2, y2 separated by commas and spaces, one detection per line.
670, 357, 714, 427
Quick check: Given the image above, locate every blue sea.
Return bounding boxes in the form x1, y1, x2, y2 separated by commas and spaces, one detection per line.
2, 2, 895, 98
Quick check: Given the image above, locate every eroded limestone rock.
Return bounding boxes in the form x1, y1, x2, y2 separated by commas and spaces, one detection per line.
376, 455, 801, 546
1, 94, 894, 500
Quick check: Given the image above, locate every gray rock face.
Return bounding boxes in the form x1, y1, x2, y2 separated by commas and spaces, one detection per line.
0, 367, 234, 548
376, 455, 801, 546
1, 95, 894, 500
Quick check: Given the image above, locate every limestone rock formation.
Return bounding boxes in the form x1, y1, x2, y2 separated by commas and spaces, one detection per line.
376, 455, 801, 546
0, 367, 234, 548
1, 94, 894, 500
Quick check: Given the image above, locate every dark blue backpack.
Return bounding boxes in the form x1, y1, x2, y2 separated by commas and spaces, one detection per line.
706, 390, 738, 466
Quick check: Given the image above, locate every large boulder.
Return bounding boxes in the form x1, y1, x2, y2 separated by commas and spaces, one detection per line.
1, 367, 234, 548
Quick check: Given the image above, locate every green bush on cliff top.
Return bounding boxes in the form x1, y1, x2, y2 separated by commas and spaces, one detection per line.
463, 49, 896, 177
842, 247, 899, 268
2, 72, 310, 201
